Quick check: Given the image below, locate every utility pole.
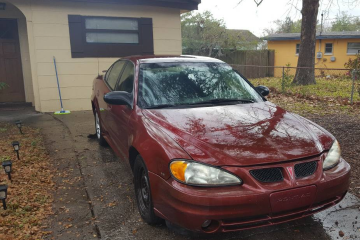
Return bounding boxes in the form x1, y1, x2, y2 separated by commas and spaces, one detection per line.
320, 12, 324, 35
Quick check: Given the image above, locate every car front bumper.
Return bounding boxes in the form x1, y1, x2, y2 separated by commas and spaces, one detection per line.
149, 158, 351, 233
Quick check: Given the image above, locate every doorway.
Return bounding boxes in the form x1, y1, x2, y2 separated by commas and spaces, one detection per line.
0, 19, 25, 102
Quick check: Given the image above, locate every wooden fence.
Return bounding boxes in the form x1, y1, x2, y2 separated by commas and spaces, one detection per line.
218, 50, 275, 78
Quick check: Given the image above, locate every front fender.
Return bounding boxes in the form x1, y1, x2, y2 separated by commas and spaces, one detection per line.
130, 113, 191, 180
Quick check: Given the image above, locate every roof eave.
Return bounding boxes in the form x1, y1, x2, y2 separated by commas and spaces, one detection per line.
61, 0, 200, 10
264, 35, 360, 41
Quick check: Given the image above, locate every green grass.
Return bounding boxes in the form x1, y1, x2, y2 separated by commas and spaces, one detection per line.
251, 77, 360, 103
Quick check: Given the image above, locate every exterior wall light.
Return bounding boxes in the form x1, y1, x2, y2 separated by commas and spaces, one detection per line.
0, 185, 8, 210
0, 3, 6, 10
12, 141, 20, 160
15, 120, 23, 134
2, 161, 12, 180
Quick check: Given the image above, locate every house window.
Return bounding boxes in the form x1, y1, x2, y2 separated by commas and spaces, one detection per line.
296, 44, 300, 54
325, 43, 333, 55
85, 18, 139, 44
347, 42, 360, 54
68, 15, 154, 58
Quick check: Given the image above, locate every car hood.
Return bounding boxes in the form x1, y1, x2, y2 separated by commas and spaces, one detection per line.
141, 102, 334, 166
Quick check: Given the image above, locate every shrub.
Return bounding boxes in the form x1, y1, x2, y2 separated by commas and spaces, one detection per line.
0, 82, 8, 90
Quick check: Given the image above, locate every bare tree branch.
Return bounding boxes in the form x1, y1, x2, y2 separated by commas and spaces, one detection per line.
253, 0, 264, 7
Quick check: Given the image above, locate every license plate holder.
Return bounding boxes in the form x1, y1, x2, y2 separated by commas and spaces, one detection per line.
270, 185, 317, 213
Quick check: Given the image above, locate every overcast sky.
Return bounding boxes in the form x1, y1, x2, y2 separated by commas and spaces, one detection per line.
195, 0, 360, 37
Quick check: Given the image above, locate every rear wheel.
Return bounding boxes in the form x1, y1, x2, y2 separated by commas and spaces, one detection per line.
95, 111, 107, 146
134, 155, 162, 224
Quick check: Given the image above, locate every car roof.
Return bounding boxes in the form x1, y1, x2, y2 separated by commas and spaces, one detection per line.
123, 55, 225, 64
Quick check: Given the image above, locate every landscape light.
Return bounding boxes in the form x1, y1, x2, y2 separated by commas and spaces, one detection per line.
15, 120, 23, 134
12, 141, 20, 160
0, 185, 8, 210
2, 161, 12, 180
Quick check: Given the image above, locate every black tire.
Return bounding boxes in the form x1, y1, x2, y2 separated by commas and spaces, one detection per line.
134, 155, 162, 225
94, 111, 107, 146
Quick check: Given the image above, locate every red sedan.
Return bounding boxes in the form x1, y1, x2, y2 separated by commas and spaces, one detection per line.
91, 55, 350, 233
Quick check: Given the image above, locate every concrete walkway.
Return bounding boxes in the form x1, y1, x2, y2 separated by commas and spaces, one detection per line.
0, 106, 359, 240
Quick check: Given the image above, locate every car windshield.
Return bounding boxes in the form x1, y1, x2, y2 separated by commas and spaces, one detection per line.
138, 62, 263, 109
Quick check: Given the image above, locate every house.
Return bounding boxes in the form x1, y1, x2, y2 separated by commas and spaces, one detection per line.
0, 0, 200, 112
264, 31, 360, 76
226, 29, 259, 50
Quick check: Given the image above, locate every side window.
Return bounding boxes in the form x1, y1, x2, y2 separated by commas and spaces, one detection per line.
116, 62, 135, 93
104, 65, 113, 82
106, 61, 126, 90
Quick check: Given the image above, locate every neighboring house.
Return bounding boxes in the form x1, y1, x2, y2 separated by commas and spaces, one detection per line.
264, 31, 360, 75
226, 29, 259, 50
0, 0, 200, 112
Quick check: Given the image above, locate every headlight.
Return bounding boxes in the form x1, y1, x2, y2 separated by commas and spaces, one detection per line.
323, 140, 341, 170
170, 160, 242, 186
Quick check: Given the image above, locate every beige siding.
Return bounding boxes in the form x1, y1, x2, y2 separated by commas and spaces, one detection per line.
8, 0, 183, 112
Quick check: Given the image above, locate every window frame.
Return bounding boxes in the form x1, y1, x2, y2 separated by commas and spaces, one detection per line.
296, 43, 300, 55
347, 42, 360, 55
68, 15, 154, 58
324, 43, 333, 55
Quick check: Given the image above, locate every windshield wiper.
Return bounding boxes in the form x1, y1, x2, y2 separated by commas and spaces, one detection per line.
144, 104, 179, 109
145, 99, 255, 109
189, 98, 255, 105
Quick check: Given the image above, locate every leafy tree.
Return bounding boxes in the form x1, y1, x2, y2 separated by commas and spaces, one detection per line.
264, 17, 302, 34
181, 11, 256, 57
331, 12, 360, 31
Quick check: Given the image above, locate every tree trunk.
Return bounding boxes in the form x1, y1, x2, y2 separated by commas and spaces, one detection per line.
293, 0, 319, 85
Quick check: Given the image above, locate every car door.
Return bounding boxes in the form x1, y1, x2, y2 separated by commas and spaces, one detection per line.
108, 61, 135, 156
99, 60, 126, 142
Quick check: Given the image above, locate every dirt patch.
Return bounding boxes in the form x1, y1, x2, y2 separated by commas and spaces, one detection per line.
0, 124, 54, 240
264, 92, 360, 199
306, 114, 360, 199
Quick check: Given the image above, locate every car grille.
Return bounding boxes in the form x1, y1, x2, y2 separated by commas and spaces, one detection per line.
294, 161, 317, 178
250, 168, 283, 183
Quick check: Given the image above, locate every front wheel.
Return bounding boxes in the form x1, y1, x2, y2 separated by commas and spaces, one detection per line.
134, 155, 162, 225
95, 111, 107, 146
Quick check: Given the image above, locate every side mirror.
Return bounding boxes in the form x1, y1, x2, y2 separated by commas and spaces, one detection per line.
104, 91, 133, 107
255, 85, 270, 97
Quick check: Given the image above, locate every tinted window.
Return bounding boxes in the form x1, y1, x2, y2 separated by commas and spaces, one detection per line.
116, 62, 134, 93
106, 61, 125, 90
138, 62, 263, 108
104, 65, 113, 82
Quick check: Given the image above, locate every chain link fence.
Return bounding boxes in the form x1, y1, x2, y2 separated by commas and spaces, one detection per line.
230, 65, 360, 104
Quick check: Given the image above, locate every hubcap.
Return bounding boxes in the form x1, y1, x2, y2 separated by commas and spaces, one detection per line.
95, 113, 101, 139
138, 168, 151, 214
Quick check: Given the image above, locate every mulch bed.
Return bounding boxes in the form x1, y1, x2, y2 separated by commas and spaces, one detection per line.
0, 124, 54, 240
